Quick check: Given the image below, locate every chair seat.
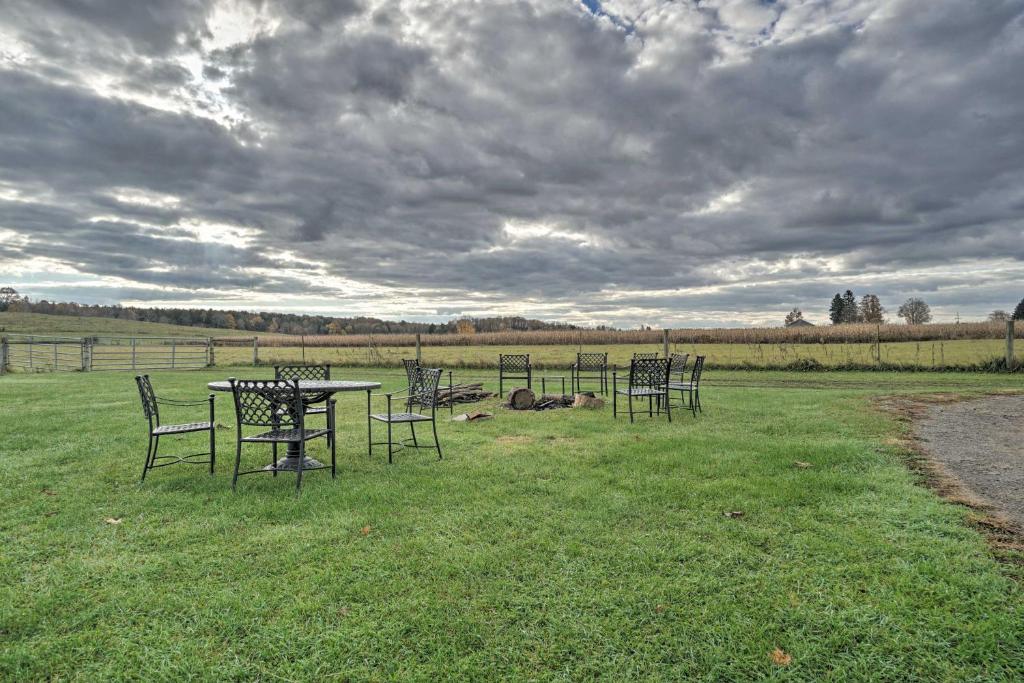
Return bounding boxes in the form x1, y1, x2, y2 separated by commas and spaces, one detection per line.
242, 428, 329, 442
667, 382, 695, 391
370, 412, 433, 423
616, 387, 666, 397
153, 422, 212, 435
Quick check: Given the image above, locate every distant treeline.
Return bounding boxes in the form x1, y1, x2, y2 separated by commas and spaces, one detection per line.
0, 293, 581, 336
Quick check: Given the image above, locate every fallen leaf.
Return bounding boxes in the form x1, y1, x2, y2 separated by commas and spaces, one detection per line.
338, 606, 350, 617
360, 525, 372, 536
104, 517, 122, 525
654, 604, 666, 614
770, 648, 792, 666
794, 461, 813, 469
723, 511, 744, 518
41, 489, 57, 496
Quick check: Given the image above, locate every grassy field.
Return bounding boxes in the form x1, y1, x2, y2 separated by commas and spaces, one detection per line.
215, 339, 1023, 371
0, 312, 262, 339
1, 367, 1022, 680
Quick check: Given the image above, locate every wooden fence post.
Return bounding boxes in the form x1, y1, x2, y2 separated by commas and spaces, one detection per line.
131, 337, 137, 370
662, 329, 670, 358
1007, 320, 1016, 372
207, 337, 214, 367
253, 337, 259, 366
415, 333, 421, 362
0, 336, 7, 375
80, 338, 87, 372
171, 339, 176, 369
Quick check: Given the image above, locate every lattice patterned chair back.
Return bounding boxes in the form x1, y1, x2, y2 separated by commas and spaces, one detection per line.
500, 354, 530, 373
633, 352, 658, 360
135, 374, 159, 423
576, 352, 607, 371
629, 357, 669, 390
408, 367, 442, 411
690, 355, 705, 385
275, 364, 331, 381
230, 379, 303, 429
402, 359, 420, 387
670, 353, 689, 376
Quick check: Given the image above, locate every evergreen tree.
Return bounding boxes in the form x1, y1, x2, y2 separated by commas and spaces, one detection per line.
784, 308, 804, 326
829, 294, 844, 325
1013, 298, 1024, 321
841, 290, 860, 323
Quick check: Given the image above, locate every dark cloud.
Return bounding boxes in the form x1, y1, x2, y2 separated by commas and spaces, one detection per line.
1, 0, 1023, 326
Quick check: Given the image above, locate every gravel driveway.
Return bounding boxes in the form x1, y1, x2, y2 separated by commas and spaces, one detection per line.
915, 395, 1024, 527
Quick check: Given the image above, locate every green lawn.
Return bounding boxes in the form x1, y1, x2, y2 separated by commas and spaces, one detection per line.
1, 368, 1022, 680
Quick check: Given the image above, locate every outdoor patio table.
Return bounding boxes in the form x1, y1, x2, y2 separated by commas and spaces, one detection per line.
208, 379, 381, 471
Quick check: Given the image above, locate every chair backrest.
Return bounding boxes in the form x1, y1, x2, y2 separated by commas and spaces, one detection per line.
670, 353, 689, 377
135, 374, 159, 422
230, 379, 303, 429
576, 352, 607, 371
500, 354, 530, 374
690, 355, 705, 386
275, 364, 330, 381
633, 352, 658, 360
629, 357, 669, 389
402, 358, 419, 387
408, 367, 442, 410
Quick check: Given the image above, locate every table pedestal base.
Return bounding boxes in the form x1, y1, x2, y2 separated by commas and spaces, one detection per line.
265, 455, 325, 471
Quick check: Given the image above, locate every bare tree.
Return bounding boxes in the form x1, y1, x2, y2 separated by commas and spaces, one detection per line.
988, 310, 1009, 322
897, 298, 932, 325
859, 294, 886, 324
784, 308, 804, 326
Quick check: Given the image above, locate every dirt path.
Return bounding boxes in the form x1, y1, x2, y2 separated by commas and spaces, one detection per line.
915, 395, 1024, 527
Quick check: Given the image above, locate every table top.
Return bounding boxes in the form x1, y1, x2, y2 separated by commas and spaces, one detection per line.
207, 379, 381, 393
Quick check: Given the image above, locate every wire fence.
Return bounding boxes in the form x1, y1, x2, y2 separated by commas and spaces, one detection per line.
0, 334, 211, 373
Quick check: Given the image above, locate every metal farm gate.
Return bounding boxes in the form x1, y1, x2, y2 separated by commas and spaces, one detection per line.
0, 335, 211, 373
2, 335, 87, 372
88, 336, 210, 371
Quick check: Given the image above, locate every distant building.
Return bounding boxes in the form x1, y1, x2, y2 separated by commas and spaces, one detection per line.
785, 319, 815, 328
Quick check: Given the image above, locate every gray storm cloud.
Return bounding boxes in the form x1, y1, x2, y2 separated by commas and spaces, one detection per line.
0, 0, 1022, 326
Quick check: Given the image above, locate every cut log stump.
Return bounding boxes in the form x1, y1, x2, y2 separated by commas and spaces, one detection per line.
507, 387, 536, 410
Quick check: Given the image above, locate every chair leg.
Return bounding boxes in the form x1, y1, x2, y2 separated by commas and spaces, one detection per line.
366, 390, 372, 457
232, 441, 242, 491
141, 433, 154, 482
272, 441, 278, 476
648, 395, 653, 417
295, 440, 304, 492
665, 391, 672, 423
209, 426, 216, 475
432, 418, 442, 460
387, 420, 393, 465
409, 421, 418, 448
329, 408, 337, 479
628, 394, 634, 424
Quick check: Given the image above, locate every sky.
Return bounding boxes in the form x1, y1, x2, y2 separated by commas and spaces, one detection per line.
0, 0, 1022, 328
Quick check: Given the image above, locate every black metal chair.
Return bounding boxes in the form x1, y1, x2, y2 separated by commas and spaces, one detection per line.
499, 354, 531, 396
229, 378, 335, 492
668, 355, 705, 416
612, 357, 672, 423
572, 352, 608, 394
369, 367, 443, 463
669, 353, 689, 380
633, 352, 659, 360
403, 358, 454, 414
135, 375, 216, 482
275, 364, 334, 446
